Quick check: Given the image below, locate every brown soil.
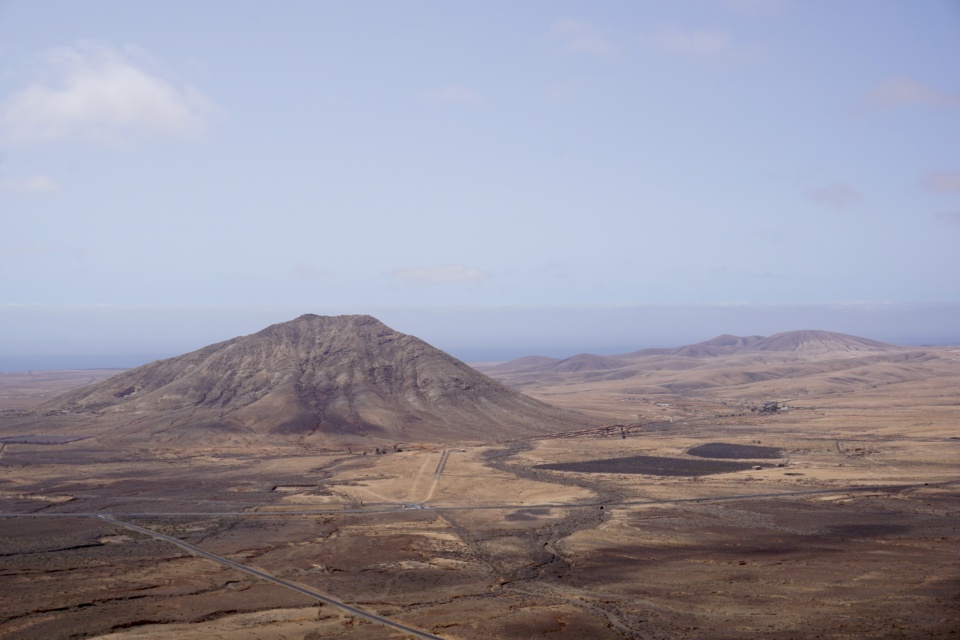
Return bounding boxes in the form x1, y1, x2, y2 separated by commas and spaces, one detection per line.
0, 326, 958, 638
0, 369, 119, 411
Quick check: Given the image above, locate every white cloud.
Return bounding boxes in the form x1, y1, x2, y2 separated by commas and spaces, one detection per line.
424, 85, 484, 105
922, 171, 960, 194
651, 27, 731, 59
864, 76, 960, 110
0, 175, 59, 192
551, 19, 617, 57
806, 182, 861, 208
390, 264, 491, 288
0, 42, 218, 145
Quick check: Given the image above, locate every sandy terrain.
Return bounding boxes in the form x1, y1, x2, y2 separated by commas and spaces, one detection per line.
1, 337, 958, 638
0, 370, 120, 412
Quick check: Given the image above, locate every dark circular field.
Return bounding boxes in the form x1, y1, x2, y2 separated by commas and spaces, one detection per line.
533, 455, 754, 477
687, 442, 783, 459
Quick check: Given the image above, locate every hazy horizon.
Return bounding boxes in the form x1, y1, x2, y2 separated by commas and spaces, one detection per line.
2, 301, 958, 372
2, 2, 958, 370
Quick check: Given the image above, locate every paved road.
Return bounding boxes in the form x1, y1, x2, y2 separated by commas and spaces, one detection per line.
99, 515, 444, 640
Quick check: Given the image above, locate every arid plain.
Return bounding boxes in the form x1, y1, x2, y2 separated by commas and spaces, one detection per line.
1, 318, 958, 639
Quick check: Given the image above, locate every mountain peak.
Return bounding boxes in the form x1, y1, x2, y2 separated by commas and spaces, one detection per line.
34, 315, 594, 447
748, 330, 898, 354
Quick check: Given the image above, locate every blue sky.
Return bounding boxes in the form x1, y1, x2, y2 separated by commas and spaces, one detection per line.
1, 1, 959, 367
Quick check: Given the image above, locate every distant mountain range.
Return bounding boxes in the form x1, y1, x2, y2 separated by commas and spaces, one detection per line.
5, 324, 949, 447
480, 330, 903, 377
471, 330, 960, 405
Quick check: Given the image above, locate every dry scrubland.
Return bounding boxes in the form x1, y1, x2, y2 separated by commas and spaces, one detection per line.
1, 327, 958, 639
0, 370, 120, 412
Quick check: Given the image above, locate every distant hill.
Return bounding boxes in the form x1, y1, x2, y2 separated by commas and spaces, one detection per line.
748, 330, 899, 354
670, 334, 767, 358
480, 355, 561, 376
627, 330, 893, 359
618, 334, 765, 359
25, 315, 596, 447
473, 329, 943, 408
480, 330, 902, 376
549, 353, 632, 373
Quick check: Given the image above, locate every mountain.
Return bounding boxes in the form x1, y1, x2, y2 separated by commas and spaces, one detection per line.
747, 330, 899, 354
670, 334, 767, 358
623, 331, 885, 359
549, 353, 632, 373
479, 355, 561, 376
617, 335, 761, 359
27, 315, 597, 446
472, 329, 921, 397
472, 330, 946, 414
482, 330, 901, 376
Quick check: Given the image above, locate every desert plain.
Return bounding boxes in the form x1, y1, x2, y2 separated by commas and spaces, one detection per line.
0, 321, 958, 639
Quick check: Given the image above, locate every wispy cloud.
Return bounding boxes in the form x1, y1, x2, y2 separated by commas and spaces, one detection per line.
650, 27, 731, 59
1, 244, 86, 259
545, 76, 584, 102
551, 19, 617, 58
0, 41, 218, 145
537, 261, 576, 283
806, 182, 861, 208
864, 76, 960, 110
722, 0, 787, 17
424, 85, 484, 105
933, 211, 960, 225
0, 175, 59, 192
390, 264, 491, 288
922, 171, 960, 194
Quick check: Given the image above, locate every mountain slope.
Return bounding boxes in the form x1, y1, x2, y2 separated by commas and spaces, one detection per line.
33, 315, 597, 446
670, 334, 766, 357
473, 330, 931, 402
747, 330, 899, 354
479, 330, 901, 379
